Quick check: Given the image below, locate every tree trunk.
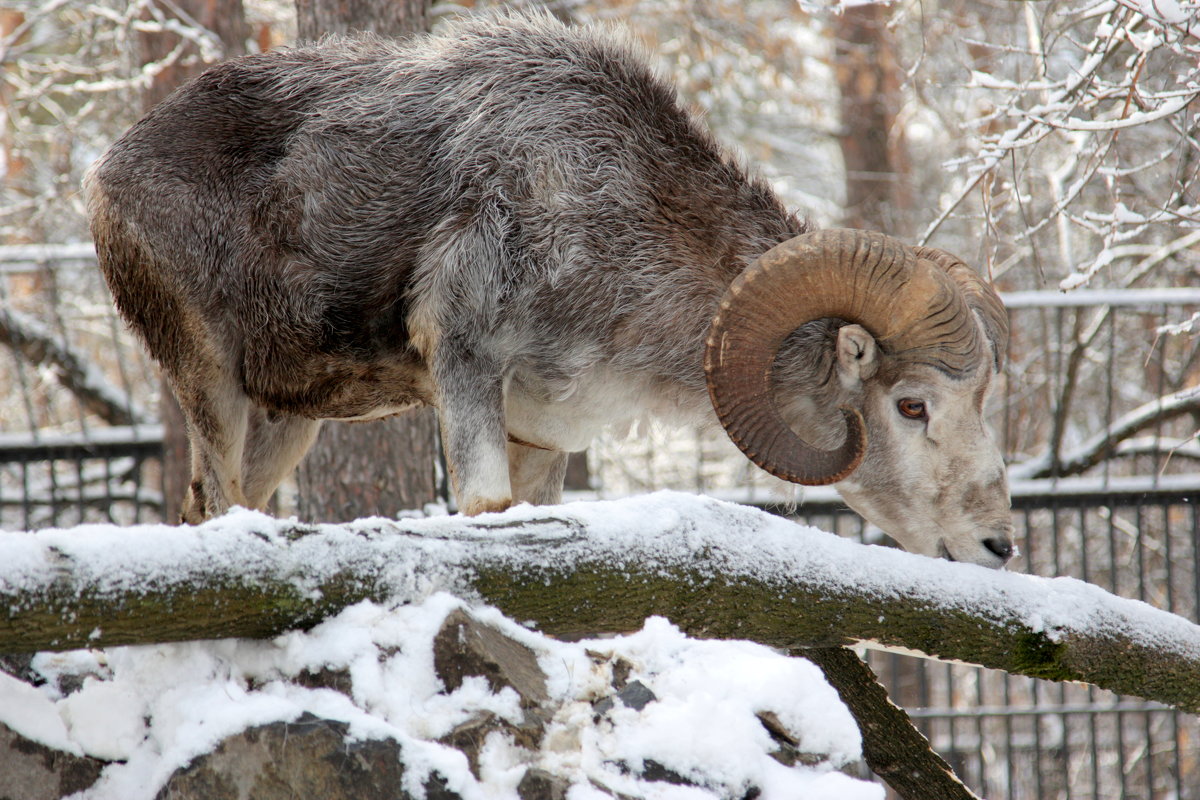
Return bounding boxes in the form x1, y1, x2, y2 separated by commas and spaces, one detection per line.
138, 0, 249, 112
1, 9, 28, 210
295, 412, 441, 521
835, 3, 912, 236
564, 451, 590, 491
136, 0, 250, 522
295, 0, 429, 41
3, 496, 1199, 715
291, 0, 442, 523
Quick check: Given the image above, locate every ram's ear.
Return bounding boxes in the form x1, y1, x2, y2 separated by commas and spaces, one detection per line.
836, 324, 879, 388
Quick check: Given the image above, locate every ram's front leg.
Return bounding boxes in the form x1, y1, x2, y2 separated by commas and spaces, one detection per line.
434, 348, 513, 515
508, 442, 568, 506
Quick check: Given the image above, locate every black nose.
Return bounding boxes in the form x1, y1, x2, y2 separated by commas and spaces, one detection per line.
983, 536, 1014, 561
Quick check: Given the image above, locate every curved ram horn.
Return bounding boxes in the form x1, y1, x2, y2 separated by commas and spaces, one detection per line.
911, 246, 1009, 372
703, 228, 987, 486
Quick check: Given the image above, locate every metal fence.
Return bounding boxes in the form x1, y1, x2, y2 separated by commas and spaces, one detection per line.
0, 425, 163, 529
780, 479, 1200, 800
0, 244, 1198, 799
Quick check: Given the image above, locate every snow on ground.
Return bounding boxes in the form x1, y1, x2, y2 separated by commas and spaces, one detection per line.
0, 594, 877, 800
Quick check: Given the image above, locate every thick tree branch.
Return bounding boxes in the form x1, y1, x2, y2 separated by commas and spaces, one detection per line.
801, 647, 981, 800
2, 495, 1200, 713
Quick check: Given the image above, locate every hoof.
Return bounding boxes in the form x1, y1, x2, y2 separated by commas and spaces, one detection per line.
462, 497, 513, 516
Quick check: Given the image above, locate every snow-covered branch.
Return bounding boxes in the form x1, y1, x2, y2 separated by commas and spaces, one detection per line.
920, 0, 1199, 296
1158, 310, 1200, 337
3, 494, 1200, 714
1012, 385, 1200, 479
0, 305, 149, 426
919, 4, 1137, 245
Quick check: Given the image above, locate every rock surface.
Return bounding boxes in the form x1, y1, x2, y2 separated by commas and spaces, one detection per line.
517, 767, 570, 800
158, 611, 559, 799
155, 713, 459, 800
439, 710, 543, 778
594, 679, 658, 715
433, 610, 553, 778
0, 721, 105, 800
757, 710, 826, 767
433, 609, 550, 708
2, 604, 849, 800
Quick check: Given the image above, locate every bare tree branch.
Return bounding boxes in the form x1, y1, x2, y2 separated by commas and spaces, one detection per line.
919, 5, 1133, 245
0, 305, 148, 426
1012, 386, 1200, 479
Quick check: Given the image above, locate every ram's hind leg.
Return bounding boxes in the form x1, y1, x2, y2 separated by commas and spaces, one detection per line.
508, 443, 568, 507
174, 370, 253, 524
91, 195, 257, 524
241, 410, 321, 511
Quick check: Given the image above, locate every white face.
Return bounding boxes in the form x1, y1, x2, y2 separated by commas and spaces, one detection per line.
836, 361, 1014, 568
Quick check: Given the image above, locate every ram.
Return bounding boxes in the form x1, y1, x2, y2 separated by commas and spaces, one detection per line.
86, 12, 1014, 567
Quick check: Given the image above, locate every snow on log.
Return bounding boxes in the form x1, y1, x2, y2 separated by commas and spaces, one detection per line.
2, 492, 1199, 713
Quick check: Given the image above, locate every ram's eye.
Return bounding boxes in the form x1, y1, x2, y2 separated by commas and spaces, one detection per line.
897, 398, 927, 420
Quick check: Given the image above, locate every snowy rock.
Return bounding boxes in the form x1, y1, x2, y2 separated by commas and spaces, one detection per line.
0, 654, 39, 686
432, 609, 553, 778
757, 711, 824, 768
433, 609, 550, 709
516, 767, 569, 800
631, 758, 695, 787
59, 679, 147, 761
154, 713, 459, 800
289, 665, 354, 696
0, 720, 104, 800
615, 680, 657, 711
439, 710, 542, 778
593, 680, 658, 715
0, 594, 877, 800
609, 656, 634, 690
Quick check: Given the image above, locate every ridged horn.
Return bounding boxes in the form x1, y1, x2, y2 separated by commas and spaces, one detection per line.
704, 228, 989, 486
911, 246, 1009, 371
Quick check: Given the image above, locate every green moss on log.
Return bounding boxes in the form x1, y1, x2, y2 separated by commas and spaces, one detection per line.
1010, 632, 1079, 682
4, 512, 1200, 714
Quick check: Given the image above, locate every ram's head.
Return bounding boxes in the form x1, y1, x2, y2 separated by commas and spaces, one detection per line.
705, 229, 1013, 568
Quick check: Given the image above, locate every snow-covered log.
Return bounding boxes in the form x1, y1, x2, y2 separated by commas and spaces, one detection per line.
2, 493, 1199, 713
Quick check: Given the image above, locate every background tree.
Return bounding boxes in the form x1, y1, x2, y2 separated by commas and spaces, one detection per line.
295, 0, 429, 40
834, 2, 912, 236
